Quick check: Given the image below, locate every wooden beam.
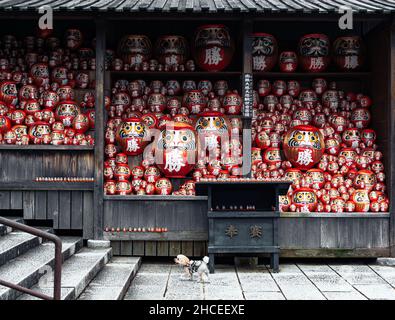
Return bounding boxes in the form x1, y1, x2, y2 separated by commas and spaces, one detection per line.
93, 17, 106, 240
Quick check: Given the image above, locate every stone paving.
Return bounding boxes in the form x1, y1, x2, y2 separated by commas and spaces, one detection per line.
124, 260, 395, 300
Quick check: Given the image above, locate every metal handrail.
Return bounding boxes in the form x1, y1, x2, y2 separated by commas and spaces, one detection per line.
0, 217, 62, 300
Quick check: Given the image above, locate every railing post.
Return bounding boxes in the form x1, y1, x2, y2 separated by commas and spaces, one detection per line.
94, 16, 107, 240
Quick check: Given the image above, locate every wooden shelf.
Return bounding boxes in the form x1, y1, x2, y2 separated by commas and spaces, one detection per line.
104, 195, 208, 201
280, 212, 390, 218
0, 182, 94, 191
208, 211, 279, 218
0, 145, 94, 151
104, 231, 208, 241
110, 71, 242, 78
252, 72, 371, 79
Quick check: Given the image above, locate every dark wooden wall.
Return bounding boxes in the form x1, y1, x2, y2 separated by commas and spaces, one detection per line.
0, 150, 94, 238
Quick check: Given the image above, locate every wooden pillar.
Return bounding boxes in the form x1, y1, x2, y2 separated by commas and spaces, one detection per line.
93, 17, 106, 240
241, 18, 253, 177
390, 19, 395, 256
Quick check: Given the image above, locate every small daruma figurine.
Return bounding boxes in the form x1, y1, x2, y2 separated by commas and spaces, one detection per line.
0, 81, 18, 106
361, 129, 376, 147
351, 108, 371, 129
194, 111, 230, 153
65, 29, 83, 50
28, 121, 51, 142
292, 187, 318, 212
279, 195, 291, 212
279, 51, 298, 73
333, 36, 365, 71
262, 147, 282, 168
156, 122, 197, 178
283, 125, 325, 170
193, 24, 234, 72
298, 34, 330, 72
155, 177, 173, 195
222, 92, 242, 115
117, 35, 152, 66
155, 35, 188, 67
305, 168, 325, 189
72, 114, 90, 134
116, 117, 149, 156
182, 90, 206, 114
252, 33, 278, 72
354, 169, 377, 191
55, 100, 80, 127
351, 189, 370, 212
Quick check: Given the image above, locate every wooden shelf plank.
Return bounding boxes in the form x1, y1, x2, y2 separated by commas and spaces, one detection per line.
208, 211, 279, 218
253, 72, 371, 79
110, 71, 242, 77
280, 212, 390, 218
104, 195, 208, 201
0, 182, 94, 191
103, 231, 208, 241
0, 145, 94, 151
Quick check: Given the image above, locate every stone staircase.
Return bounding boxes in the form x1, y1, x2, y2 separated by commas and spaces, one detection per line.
0, 217, 140, 300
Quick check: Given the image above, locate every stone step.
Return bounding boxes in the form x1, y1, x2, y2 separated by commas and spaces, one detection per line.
19, 247, 113, 300
0, 217, 24, 237
0, 237, 82, 300
78, 257, 142, 300
0, 228, 52, 268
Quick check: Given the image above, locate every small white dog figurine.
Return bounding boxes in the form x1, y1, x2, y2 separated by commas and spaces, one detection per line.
174, 254, 210, 283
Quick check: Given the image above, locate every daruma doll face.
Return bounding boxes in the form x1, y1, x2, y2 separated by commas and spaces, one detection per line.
283, 125, 324, 170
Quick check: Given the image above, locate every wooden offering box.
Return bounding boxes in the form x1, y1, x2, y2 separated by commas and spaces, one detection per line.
196, 181, 291, 272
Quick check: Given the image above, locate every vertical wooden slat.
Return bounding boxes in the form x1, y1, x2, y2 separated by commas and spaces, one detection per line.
47, 191, 59, 229
93, 17, 106, 240
145, 241, 157, 256
34, 191, 47, 220
83, 192, 94, 239
10, 191, 23, 210
22, 191, 34, 219
71, 191, 83, 229
193, 241, 207, 257
59, 192, 71, 229
111, 241, 121, 255
120, 241, 133, 256
169, 241, 182, 256
157, 241, 169, 256
132, 241, 145, 256
0, 192, 10, 210
181, 241, 194, 257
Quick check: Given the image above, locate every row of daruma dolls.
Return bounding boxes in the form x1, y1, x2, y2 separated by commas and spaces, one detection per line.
250, 78, 388, 213
103, 153, 197, 196
110, 78, 243, 117
0, 80, 95, 145
0, 30, 97, 145
253, 33, 366, 73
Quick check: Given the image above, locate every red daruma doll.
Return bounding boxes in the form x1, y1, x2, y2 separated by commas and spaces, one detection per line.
283, 125, 325, 171
116, 117, 149, 156
298, 34, 330, 73
291, 187, 318, 212
155, 122, 197, 178
193, 24, 235, 72
252, 33, 278, 72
